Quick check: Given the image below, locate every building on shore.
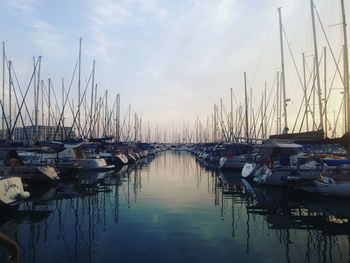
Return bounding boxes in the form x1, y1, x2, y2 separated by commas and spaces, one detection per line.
0, 125, 76, 142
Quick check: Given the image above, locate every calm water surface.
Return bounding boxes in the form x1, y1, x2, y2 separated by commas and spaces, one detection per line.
1, 151, 350, 263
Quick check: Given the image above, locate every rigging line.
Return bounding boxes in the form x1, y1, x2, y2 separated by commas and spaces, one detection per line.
0, 96, 10, 134
101, 94, 118, 136
53, 58, 79, 139
10, 70, 30, 143
118, 105, 129, 141
67, 68, 93, 138
263, 77, 278, 136
218, 101, 229, 141
8, 57, 35, 129
292, 54, 326, 133
255, 96, 264, 138
295, 53, 325, 133
8, 58, 39, 139
295, 96, 306, 134
251, 12, 278, 85
315, 5, 345, 86
306, 73, 319, 130
91, 97, 103, 138
43, 81, 61, 128
48, 81, 62, 123
282, 27, 304, 89
268, 97, 276, 137
323, 49, 343, 121
332, 96, 344, 137
262, 74, 278, 135
41, 81, 60, 129
230, 88, 240, 109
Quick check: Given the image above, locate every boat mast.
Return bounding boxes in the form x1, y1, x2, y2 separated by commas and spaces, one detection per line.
105, 89, 108, 137
89, 60, 95, 139
264, 82, 267, 138
134, 113, 137, 142
116, 93, 120, 142
34, 56, 41, 142
244, 72, 249, 139
324, 47, 327, 138
278, 7, 288, 134
340, 0, 349, 137
310, 0, 324, 132
41, 80, 44, 140
48, 78, 51, 140
8, 60, 12, 139
2, 42, 5, 139
230, 88, 234, 141
78, 37, 82, 139
276, 71, 280, 134
61, 78, 65, 140
302, 53, 309, 131
213, 104, 217, 142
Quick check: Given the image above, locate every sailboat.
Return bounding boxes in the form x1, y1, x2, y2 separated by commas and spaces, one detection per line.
0, 176, 30, 207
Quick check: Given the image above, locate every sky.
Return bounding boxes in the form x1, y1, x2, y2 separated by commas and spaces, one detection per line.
0, 0, 349, 139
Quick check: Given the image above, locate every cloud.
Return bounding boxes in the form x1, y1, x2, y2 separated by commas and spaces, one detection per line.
138, 0, 168, 20
29, 19, 66, 58
3, 0, 67, 58
85, 0, 168, 61
92, 1, 130, 26
4, 0, 37, 13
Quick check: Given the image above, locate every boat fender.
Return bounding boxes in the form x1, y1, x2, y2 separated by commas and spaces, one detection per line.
17, 191, 30, 200
268, 160, 273, 169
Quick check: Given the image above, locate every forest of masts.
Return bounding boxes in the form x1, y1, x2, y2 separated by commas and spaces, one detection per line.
0, 0, 349, 145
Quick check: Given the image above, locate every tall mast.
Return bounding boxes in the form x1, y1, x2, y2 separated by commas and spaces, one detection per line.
278, 7, 288, 133
230, 88, 233, 141
105, 89, 108, 136
340, 0, 349, 136
302, 53, 309, 131
8, 60, 12, 135
41, 80, 44, 135
116, 93, 120, 142
128, 104, 131, 141
264, 82, 267, 138
2, 42, 5, 139
310, 0, 324, 132
324, 47, 327, 138
37, 56, 42, 141
134, 113, 137, 142
244, 72, 249, 139
90, 60, 95, 138
220, 98, 225, 141
48, 78, 51, 140
276, 71, 280, 134
61, 78, 65, 140
78, 37, 82, 138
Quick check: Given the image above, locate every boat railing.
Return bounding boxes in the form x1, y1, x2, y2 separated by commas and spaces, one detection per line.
0, 233, 19, 263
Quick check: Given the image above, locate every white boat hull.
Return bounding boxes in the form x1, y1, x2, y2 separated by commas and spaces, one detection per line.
241, 163, 257, 178
314, 177, 350, 198
0, 177, 30, 206
219, 156, 247, 170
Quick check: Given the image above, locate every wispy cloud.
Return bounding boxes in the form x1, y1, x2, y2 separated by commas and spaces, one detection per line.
86, 0, 168, 60
4, 0, 37, 13
92, 1, 130, 26
29, 18, 66, 58
4, 0, 67, 58
138, 0, 168, 20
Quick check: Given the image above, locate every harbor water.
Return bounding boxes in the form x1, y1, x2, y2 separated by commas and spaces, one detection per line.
1, 150, 350, 262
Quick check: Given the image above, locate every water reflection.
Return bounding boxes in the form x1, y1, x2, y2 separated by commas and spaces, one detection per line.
0, 151, 350, 262
217, 169, 350, 263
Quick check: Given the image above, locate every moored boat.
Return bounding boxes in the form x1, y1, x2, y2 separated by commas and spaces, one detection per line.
242, 142, 322, 186
0, 176, 30, 207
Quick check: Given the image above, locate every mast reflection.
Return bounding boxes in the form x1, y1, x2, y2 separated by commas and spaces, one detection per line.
216, 169, 350, 263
